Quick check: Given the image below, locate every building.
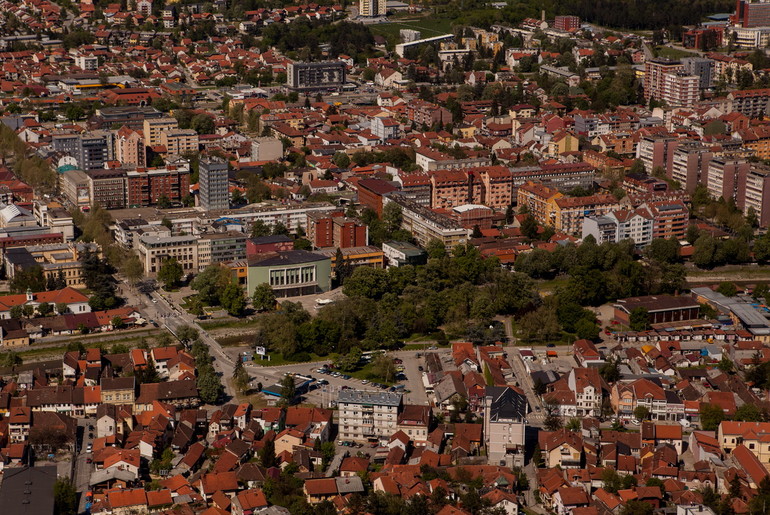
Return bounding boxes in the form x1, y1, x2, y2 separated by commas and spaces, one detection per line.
516, 181, 563, 227
431, 170, 470, 209
86, 169, 127, 209
286, 61, 347, 91
160, 129, 198, 156
732, 26, 770, 49
0, 287, 90, 319
90, 106, 165, 131
743, 164, 770, 226
396, 404, 432, 445
143, 117, 179, 148
614, 295, 701, 325
315, 246, 384, 273
114, 126, 146, 168
53, 131, 114, 171
670, 144, 712, 193
642, 199, 689, 239
332, 217, 368, 248
644, 58, 684, 101
246, 250, 331, 297
306, 211, 340, 248
60, 169, 92, 210
197, 232, 247, 270
383, 195, 468, 249
246, 235, 294, 257
357, 179, 398, 217
359, 0, 386, 17
553, 15, 580, 31
707, 155, 749, 202
199, 157, 229, 211
552, 194, 620, 235
636, 135, 679, 174
0, 466, 57, 515
136, 230, 199, 274
251, 137, 283, 161
371, 117, 400, 141
338, 390, 402, 443
484, 386, 528, 466
682, 27, 723, 49
728, 88, 770, 118
662, 72, 700, 107
4, 241, 100, 289
733, 0, 770, 27
681, 57, 715, 89
126, 163, 191, 207
582, 208, 654, 247
382, 241, 427, 267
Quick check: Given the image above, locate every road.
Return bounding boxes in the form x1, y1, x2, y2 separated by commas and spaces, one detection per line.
75, 419, 95, 514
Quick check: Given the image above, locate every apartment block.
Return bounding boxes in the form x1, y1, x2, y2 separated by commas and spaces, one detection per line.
160, 129, 198, 156
60, 169, 91, 210
670, 144, 712, 193
644, 58, 683, 101
430, 170, 470, 209
583, 208, 654, 247
636, 135, 679, 174
338, 390, 402, 443
707, 156, 749, 205
143, 117, 179, 148
662, 72, 700, 107
681, 57, 715, 89
126, 164, 191, 207
728, 88, 770, 118
197, 232, 247, 270
484, 386, 528, 466
516, 181, 563, 227
114, 126, 146, 168
552, 194, 620, 235
332, 217, 368, 249
478, 166, 514, 209
553, 15, 580, 31
199, 157, 229, 211
383, 195, 468, 249
86, 169, 128, 210
641, 200, 690, 239
743, 164, 770, 226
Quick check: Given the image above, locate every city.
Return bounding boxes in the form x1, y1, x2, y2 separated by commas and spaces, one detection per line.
2, 0, 770, 514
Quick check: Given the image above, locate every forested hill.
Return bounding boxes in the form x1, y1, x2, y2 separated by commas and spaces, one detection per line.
556, 0, 734, 29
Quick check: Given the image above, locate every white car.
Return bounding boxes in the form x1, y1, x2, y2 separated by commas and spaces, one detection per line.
361, 379, 369, 384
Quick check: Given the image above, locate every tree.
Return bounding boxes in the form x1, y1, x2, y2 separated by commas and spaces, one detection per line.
220, 283, 247, 316
111, 316, 125, 329
233, 360, 250, 393
700, 403, 725, 431
543, 400, 563, 431
9, 305, 23, 320
176, 325, 199, 345
0, 351, 21, 368
333, 152, 350, 168
251, 220, 271, 238
633, 405, 650, 421
252, 283, 277, 312
735, 402, 765, 422
56, 302, 68, 314
259, 438, 278, 467
372, 353, 397, 383
197, 369, 223, 404
343, 267, 389, 300
629, 307, 649, 331
621, 500, 654, 515
54, 476, 77, 515
600, 358, 621, 384
191, 265, 232, 306
334, 248, 353, 285
121, 254, 144, 286
426, 238, 446, 259
157, 258, 183, 289
520, 214, 539, 240
382, 202, 403, 235
279, 373, 296, 406
718, 355, 734, 373
717, 282, 738, 297
645, 237, 680, 264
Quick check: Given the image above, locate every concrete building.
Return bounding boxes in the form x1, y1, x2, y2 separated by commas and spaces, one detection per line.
126, 162, 191, 207
286, 62, 347, 91
86, 169, 128, 210
636, 135, 679, 174
733, 0, 770, 28
338, 390, 402, 443
582, 208, 654, 247
251, 137, 283, 161
728, 88, 770, 118
359, 0, 386, 17
246, 250, 331, 298
143, 117, 179, 148
744, 164, 770, 227
484, 386, 527, 466
199, 157, 229, 211
60, 169, 91, 210
383, 195, 468, 249
114, 126, 146, 168
160, 129, 198, 156
662, 72, 700, 107
732, 26, 770, 48
197, 231, 247, 270
707, 155, 749, 204
382, 240, 427, 268
681, 57, 715, 89
553, 15, 580, 31
552, 194, 620, 235
642, 199, 689, 240
670, 144, 712, 193
644, 58, 684, 101
136, 229, 199, 274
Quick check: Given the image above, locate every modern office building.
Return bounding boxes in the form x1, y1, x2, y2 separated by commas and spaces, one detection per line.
286, 61, 347, 91
338, 390, 403, 443
199, 157, 229, 211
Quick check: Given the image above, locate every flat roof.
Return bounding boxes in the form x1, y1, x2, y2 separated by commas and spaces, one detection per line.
338, 389, 402, 407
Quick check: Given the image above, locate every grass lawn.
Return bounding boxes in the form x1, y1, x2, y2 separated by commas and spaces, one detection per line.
346, 362, 395, 385
537, 277, 569, 292
199, 318, 261, 330
251, 352, 329, 367
654, 46, 697, 59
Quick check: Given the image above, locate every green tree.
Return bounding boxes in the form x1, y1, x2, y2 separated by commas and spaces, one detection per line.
191, 265, 232, 306
259, 437, 278, 467
9, 305, 23, 320
426, 238, 447, 259
520, 214, 539, 240
252, 283, 277, 312
54, 476, 77, 515
735, 403, 765, 422
629, 307, 649, 331
645, 237, 680, 264
343, 267, 389, 300
718, 355, 734, 373
157, 258, 183, 289
333, 152, 350, 168
121, 254, 144, 286
251, 220, 271, 237
233, 360, 250, 393
372, 353, 397, 383
700, 403, 725, 431
600, 358, 621, 384
197, 369, 223, 404
220, 283, 247, 316
633, 405, 650, 421
279, 373, 296, 406
717, 282, 738, 297
176, 325, 199, 345
621, 500, 654, 515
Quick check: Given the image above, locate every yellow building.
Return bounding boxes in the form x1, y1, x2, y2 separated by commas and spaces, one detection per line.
547, 130, 580, 157
143, 117, 179, 148
315, 246, 384, 277
516, 181, 563, 227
